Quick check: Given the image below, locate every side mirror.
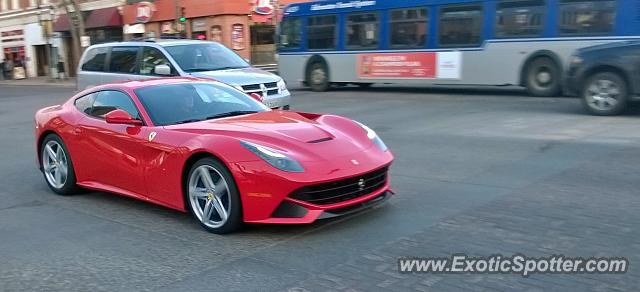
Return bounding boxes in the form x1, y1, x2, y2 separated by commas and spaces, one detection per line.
249, 92, 263, 103
154, 64, 172, 76
105, 109, 143, 126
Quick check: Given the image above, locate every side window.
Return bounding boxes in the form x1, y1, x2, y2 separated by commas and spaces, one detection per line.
279, 17, 301, 49
346, 12, 380, 49
81, 47, 108, 72
439, 4, 483, 47
390, 8, 428, 48
74, 93, 96, 115
140, 47, 172, 76
89, 91, 140, 119
496, 0, 545, 38
559, 0, 616, 35
307, 15, 337, 50
108, 47, 139, 74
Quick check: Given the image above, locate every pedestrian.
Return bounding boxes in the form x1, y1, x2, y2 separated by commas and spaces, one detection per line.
57, 60, 66, 80
0, 60, 4, 80
4, 58, 13, 80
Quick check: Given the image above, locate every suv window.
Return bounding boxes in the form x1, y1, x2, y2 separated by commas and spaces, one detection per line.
89, 90, 140, 119
81, 47, 108, 72
109, 47, 139, 74
140, 47, 172, 76
74, 93, 96, 114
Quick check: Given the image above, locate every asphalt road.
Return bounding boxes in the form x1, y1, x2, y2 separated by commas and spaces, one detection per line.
0, 84, 639, 291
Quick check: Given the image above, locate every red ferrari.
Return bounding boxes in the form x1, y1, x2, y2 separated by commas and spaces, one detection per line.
35, 78, 394, 233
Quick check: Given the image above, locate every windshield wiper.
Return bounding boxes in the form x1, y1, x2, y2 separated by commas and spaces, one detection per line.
174, 118, 204, 124
205, 111, 258, 120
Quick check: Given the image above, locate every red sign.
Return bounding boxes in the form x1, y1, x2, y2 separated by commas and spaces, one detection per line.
358, 52, 436, 78
136, 2, 155, 24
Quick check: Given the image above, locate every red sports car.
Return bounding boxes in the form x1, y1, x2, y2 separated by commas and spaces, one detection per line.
35, 78, 394, 233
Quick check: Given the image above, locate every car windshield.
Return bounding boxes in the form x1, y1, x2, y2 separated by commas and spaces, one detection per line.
164, 43, 250, 72
135, 82, 269, 126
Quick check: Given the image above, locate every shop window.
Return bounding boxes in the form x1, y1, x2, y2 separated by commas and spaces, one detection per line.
438, 4, 483, 47
279, 18, 301, 49
390, 8, 428, 48
559, 0, 615, 35
81, 47, 108, 72
251, 25, 275, 45
140, 47, 172, 76
496, 0, 545, 37
307, 15, 336, 50
108, 47, 138, 74
211, 26, 223, 43
346, 12, 380, 49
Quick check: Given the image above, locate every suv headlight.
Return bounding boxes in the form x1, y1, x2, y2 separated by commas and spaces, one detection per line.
354, 121, 388, 152
241, 141, 304, 172
277, 79, 287, 92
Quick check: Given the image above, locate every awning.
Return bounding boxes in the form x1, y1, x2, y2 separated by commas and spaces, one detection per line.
53, 15, 71, 32
85, 7, 122, 29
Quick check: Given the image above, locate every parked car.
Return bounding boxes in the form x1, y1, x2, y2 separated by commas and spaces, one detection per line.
77, 40, 291, 109
34, 78, 393, 234
565, 41, 640, 116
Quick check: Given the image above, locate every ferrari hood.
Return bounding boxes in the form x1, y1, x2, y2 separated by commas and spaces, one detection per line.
164, 111, 372, 161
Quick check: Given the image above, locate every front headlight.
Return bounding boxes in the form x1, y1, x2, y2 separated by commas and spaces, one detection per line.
354, 121, 388, 152
240, 141, 304, 172
277, 79, 287, 92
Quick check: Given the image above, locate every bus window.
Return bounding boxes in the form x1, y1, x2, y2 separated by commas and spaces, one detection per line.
439, 4, 483, 47
308, 15, 337, 50
280, 17, 301, 49
390, 8, 428, 48
559, 0, 616, 35
496, 0, 545, 38
346, 12, 380, 49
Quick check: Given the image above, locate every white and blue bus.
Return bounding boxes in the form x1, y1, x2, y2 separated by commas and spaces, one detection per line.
277, 0, 640, 96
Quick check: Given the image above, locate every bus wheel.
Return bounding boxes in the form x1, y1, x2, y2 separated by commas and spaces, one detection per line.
307, 62, 330, 92
525, 57, 561, 97
581, 72, 628, 116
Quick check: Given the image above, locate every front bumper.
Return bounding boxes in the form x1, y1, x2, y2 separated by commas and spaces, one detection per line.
262, 90, 291, 109
230, 147, 394, 224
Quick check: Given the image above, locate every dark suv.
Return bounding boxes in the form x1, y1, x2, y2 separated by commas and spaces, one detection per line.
565, 41, 640, 116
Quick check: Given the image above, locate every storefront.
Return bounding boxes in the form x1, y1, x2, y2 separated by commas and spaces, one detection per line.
1, 27, 27, 79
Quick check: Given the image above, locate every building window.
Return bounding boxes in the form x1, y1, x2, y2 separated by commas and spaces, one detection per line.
81, 47, 108, 72
211, 26, 222, 42
279, 17, 301, 49
108, 47, 138, 74
496, 0, 545, 37
559, 0, 615, 35
307, 15, 336, 50
346, 12, 379, 49
439, 4, 483, 47
390, 8, 428, 48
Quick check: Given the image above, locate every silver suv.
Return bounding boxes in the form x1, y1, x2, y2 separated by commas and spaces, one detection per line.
77, 40, 290, 109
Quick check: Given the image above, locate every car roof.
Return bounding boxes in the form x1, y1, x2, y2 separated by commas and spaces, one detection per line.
86, 39, 218, 49
92, 77, 215, 91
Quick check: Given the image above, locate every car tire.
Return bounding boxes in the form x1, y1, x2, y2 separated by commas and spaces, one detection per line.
186, 157, 242, 234
525, 57, 561, 97
307, 62, 330, 92
40, 134, 79, 195
581, 72, 628, 116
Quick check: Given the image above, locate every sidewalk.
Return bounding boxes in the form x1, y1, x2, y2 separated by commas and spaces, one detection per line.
0, 76, 76, 88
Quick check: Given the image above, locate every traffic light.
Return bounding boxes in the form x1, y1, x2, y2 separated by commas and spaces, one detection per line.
179, 7, 186, 22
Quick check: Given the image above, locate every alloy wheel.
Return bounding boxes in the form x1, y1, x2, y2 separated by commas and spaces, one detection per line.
188, 165, 231, 228
42, 140, 69, 189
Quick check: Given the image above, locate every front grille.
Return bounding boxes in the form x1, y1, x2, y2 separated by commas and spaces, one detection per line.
241, 82, 280, 96
289, 167, 388, 205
